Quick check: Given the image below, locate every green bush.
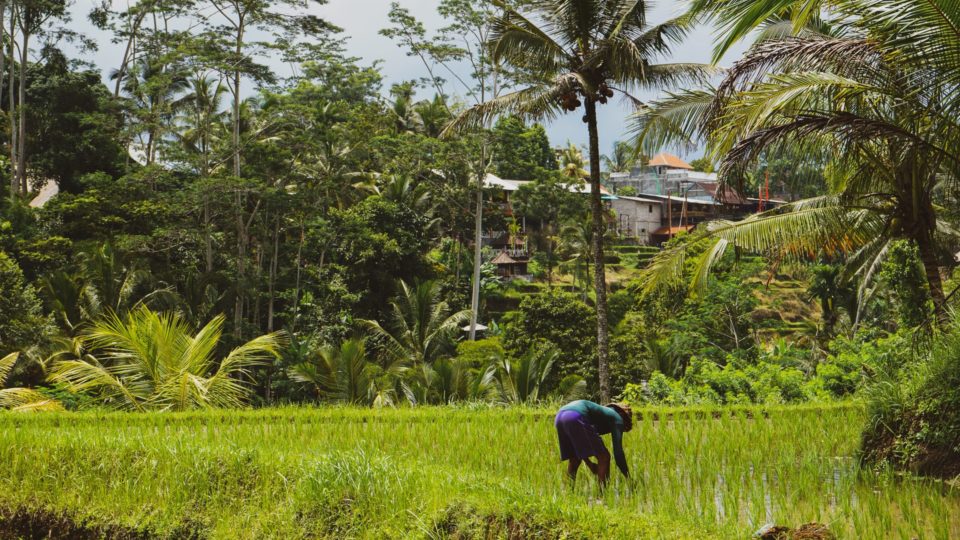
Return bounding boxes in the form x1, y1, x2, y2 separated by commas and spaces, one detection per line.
0, 251, 50, 359
622, 358, 824, 406
502, 290, 597, 389
456, 338, 505, 366
860, 325, 960, 479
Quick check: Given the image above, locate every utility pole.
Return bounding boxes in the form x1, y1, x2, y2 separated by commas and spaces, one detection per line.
666, 189, 673, 240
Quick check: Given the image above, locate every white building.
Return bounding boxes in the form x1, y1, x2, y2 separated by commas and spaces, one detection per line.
609, 152, 723, 201
609, 195, 662, 243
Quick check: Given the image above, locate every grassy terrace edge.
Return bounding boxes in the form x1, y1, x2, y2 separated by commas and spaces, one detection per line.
0, 404, 863, 540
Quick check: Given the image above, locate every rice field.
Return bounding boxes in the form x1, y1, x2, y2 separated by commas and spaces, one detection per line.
0, 404, 956, 539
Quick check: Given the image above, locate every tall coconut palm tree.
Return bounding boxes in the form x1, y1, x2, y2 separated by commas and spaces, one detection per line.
49, 307, 284, 411
363, 279, 470, 367
113, 57, 190, 165
175, 73, 229, 177
559, 142, 589, 182
445, 0, 712, 400
633, 3, 960, 327
602, 140, 641, 173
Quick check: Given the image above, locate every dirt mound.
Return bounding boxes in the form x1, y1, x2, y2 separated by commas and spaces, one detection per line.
756, 522, 835, 540
433, 503, 590, 540
0, 506, 204, 540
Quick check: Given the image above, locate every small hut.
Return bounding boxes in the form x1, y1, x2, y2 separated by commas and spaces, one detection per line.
491, 251, 529, 279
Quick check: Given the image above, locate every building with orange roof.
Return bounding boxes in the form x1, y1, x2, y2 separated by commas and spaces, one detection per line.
647, 152, 693, 171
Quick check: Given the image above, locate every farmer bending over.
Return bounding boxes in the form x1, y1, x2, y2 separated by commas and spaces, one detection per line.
554, 400, 632, 487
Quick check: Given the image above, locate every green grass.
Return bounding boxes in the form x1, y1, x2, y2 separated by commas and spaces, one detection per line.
0, 404, 956, 539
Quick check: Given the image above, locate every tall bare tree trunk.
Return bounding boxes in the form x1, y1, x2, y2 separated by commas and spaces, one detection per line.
7, 11, 15, 195
267, 214, 279, 332
292, 222, 304, 333
113, 8, 149, 97
585, 98, 611, 403
231, 16, 245, 339
16, 28, 25, 194
0, 1, 8, 200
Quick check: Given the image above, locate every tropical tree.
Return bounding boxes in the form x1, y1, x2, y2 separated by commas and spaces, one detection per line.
377, 175, 434, 217
0, 352, 62, 412
402, 357, 496, 405
363, 279, 470, 366
114, 56, 190, 165
445, 0, 711, 400
633, 0, 960, 326
288, 338, 402, 406
602, 140, 640, 173
175, 73, 229, 176
388, 82, 425, 134
558, 142, 588, 182
49, 307, 284, 411
559, 214, 594, 298
493, 346, 578, 404
40, 244, 173, 335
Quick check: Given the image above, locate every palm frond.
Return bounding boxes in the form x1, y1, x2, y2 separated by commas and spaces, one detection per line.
489, 2, 572, 75
0, 389, 64, 412
690, 0, 826, 62
629, 87, 716, 155
640, 198, 885, 295
0, 352, 18, 387
442, 79, 571, 136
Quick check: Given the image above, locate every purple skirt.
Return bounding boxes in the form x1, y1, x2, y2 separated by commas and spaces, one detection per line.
555, 409, 607, 461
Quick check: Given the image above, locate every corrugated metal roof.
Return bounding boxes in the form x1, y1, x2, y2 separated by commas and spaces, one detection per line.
635, 193, 723, 206
615, 195, 663, 204
484, 174, 612, 195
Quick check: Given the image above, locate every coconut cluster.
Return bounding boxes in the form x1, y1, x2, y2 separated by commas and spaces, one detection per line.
597, 82, 614, 104
558, 92, 582, 112
557, 83, 615, 115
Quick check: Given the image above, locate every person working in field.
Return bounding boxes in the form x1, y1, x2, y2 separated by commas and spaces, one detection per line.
554, 400, 632, 487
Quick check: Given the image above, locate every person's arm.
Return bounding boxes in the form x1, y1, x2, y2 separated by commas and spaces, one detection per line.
611, 427, 629, 478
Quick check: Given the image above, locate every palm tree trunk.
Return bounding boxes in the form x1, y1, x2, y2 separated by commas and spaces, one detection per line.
546, 225, 554, 288
292, 221, 304, 333
585, 98, 611, 402
916, 234, 948, 327
267, 214, 279, 333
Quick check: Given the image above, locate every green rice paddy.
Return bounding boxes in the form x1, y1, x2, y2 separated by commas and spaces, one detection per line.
0, 404, 955, 539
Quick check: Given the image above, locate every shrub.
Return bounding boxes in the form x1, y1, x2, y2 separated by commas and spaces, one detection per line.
0, 251, 50, 357
860, 324, 960, 479
502, 290, 597, 389
49, 307, 285, 411
456, 338, 505, 366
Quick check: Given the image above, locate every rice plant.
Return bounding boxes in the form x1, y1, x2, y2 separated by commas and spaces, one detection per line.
0, 404, 956, 539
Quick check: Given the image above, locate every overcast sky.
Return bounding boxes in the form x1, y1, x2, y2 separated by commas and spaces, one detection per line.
71, 0, 747, 158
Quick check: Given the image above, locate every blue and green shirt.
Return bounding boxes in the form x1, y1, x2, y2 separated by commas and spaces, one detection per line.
559, 400, 629, 476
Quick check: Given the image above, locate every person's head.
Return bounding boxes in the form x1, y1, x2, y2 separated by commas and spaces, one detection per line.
607, 402, 633, 432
